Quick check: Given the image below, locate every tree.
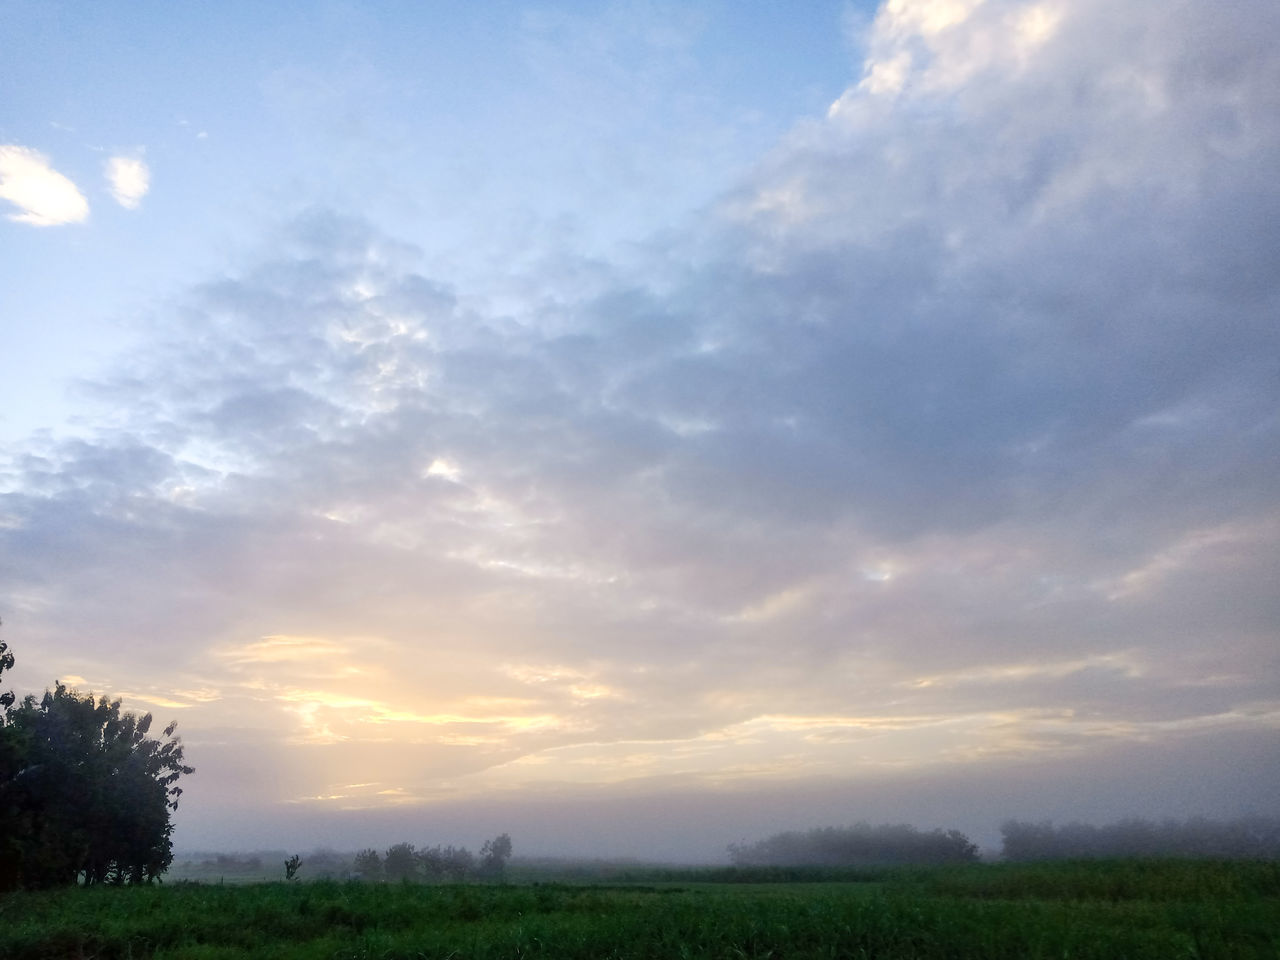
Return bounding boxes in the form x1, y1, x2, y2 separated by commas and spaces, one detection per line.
384, 842, 420, 882
479, 833, 513, 881
419, 844, 475, 882
354, 847, 383, 881
728, 822, 979, 867
0, 625, 23, 891
0, 635, 194, 889
0, 627, 14, 712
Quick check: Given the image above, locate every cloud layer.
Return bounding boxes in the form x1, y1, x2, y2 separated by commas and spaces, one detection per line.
2, 0, 1278, 848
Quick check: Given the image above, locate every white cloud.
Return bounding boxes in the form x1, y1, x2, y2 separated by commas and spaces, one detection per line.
0, 145, 89, 226
881, 0, 985, 39
843, 0, 1066, 104
105, 154, 150, 209
857, 50, 914, 96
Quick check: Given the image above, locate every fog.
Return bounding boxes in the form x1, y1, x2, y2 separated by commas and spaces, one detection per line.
175, 726, 1280, 861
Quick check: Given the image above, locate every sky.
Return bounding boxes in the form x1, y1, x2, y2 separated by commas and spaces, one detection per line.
1, 0, 1278, 861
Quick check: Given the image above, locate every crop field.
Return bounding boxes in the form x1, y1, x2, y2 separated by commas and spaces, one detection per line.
3, 859, 1278, 960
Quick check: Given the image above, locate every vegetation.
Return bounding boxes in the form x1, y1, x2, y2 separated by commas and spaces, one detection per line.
0, 633, 194, 890
383, 843, 419, 882
418, 844, 478, 882
2, 859, 1278, 959
1001, 816, 1280, 860
478, 832, 513, 880
352, 848, 383, 882
728, 821, 979, 867
195, 838, 512, 885
344, 836, 511, 884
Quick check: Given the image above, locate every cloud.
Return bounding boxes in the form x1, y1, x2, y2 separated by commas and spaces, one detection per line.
846, 0, 1065, 99
2, 0, 1279, 841
0, 145, 89, 225
105, 154, 150, 208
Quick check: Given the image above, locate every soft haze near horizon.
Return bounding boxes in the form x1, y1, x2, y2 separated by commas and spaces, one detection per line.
2, 0, 1278, 862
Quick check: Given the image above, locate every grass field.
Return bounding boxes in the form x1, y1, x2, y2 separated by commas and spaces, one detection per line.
3, 859, 1278, 959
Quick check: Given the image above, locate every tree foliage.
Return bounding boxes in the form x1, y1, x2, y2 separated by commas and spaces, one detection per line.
349, 839, 507, 883
479, 832, 513, 880
384, 842, 420, 882
0, 635, 194, 889
0, 631, 22, 891
353, 848, 383, 881
728, 822, 979, 867
0, 633, 14, 712
418, 844, 476, 882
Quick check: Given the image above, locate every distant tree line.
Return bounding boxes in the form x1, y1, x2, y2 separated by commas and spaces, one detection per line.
348, 834, 513, 883
729, 823, 979, 867
0, 632, 194, 890
171, 840, 517, 883
1000, 817, 1280, 861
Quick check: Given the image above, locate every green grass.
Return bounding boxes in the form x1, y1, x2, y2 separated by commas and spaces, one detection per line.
3, 860, 1278, 959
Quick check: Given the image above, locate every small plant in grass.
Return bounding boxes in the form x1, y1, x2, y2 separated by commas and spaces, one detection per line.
284, 853, 302, 881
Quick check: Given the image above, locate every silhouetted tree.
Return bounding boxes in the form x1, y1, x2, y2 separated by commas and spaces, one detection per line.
419, 844, 475, 882
0, 626, 22, 891
384, 842, 419, 882
729, 822, 979, 867
479, 832, 513, 880
0, 627, 13, 713
0, 635, 194, 889
354, 848, 383, 881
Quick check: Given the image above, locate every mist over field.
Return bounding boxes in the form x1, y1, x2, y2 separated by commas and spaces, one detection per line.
173, 729, 1280, 862
3, 0, 1278, 864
